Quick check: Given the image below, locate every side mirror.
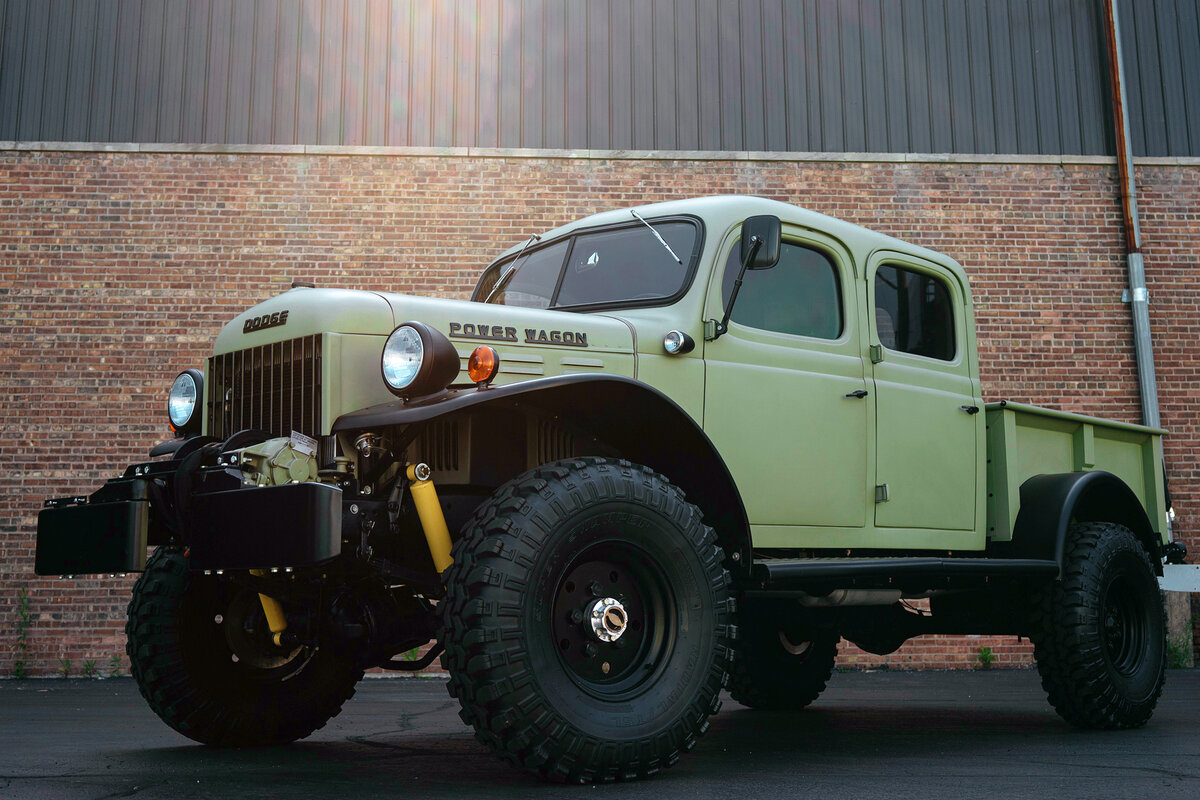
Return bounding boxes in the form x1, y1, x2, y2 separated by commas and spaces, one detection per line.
709, 215, 784, 341
741, 215, 781, 269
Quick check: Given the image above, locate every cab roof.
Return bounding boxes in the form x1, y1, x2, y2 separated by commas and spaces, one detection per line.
492, 195, 969, 287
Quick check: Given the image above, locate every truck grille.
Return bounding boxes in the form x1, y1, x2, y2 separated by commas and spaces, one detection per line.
206, 335, 322, 440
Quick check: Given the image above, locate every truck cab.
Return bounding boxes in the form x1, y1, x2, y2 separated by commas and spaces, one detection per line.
696, 202, 982, 547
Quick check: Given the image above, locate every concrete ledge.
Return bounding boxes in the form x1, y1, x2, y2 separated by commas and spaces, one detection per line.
3, 140, 1199, 167
1162, 564, 1200, 592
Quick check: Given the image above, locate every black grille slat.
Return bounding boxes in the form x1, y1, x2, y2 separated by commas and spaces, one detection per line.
207, 335, 323, 440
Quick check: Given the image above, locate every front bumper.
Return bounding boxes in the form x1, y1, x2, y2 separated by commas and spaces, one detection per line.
36, 456, 342, 575
36, 479, 151, 575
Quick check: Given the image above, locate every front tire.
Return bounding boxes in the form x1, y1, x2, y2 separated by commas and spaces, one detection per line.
1030, 522, 1166, 729
440, 458, 735, 782
126, 547, 363, 746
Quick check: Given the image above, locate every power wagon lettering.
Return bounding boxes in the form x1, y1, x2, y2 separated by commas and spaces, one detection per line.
448, 322, 518, 342
524, 328, 588, 347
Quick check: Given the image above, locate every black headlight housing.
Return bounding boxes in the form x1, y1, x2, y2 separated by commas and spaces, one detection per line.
167, 368, 204, 435
380, 321, 461, 399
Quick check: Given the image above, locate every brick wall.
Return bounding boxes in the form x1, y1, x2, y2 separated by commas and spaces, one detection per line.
2, 148, 1197, 677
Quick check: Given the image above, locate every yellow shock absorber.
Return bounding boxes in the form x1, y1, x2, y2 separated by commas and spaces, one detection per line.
248, 569, 288, 647
407, 462, 454, 573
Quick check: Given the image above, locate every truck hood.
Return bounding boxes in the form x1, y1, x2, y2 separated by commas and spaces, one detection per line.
214, 287, 397, 354
373, 292, 635, 355
214, 288, 636, 382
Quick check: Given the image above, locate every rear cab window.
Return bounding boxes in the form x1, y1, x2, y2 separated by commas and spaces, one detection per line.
873, 264, 955, 360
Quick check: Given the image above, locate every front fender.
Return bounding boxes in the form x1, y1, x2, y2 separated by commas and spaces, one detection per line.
333, 374, 752, 573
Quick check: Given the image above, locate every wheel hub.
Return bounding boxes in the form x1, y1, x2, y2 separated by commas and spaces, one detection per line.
549, 543, 668, 694
588, 597, 629, 642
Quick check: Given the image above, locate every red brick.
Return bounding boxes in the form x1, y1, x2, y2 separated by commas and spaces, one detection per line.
2, 151, 1197, 675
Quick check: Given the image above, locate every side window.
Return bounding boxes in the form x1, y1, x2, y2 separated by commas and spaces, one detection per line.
720, 241, 843, 339
476, 240, 569, 309
874, 265, 955, 360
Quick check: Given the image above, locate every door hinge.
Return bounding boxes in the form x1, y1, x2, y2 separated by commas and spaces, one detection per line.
869, 344, 884, 363
874, 484, 890, 503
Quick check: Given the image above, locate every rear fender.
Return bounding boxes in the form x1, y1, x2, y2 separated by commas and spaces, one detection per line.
990, 471, 1160, 576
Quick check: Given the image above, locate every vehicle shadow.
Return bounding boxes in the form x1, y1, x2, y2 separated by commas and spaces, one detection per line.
106, 700, 1094, 798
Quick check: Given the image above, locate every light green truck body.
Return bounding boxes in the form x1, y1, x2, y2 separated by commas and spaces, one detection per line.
210, 195, 1168, 553
38, 195, 1174, 781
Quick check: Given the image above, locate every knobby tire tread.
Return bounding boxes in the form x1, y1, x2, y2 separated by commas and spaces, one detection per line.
439, 457, 734, 783
126, 547, 362, 746
1030, 522, 1165, 729
728, 626, 838, 710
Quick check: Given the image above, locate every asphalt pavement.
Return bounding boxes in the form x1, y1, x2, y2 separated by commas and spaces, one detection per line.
2, 669, 1197, 799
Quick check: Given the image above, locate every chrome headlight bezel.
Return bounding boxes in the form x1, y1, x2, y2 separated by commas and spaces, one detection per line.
167, 368, 204, 434
382, 325, 425, 390
380, 321, 460, 399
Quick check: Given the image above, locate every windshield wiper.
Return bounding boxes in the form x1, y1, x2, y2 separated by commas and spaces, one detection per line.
483, 233, 542, 304
631, 210, 682, 264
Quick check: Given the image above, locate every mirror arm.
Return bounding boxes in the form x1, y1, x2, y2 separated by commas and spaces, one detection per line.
709, 236, 762, 341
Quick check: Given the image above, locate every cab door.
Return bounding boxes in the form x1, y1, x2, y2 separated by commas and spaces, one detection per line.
703, 230, 870, 545
867, 252, 981, 536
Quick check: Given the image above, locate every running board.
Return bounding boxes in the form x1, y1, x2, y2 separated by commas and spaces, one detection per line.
749, 557, 1059, 594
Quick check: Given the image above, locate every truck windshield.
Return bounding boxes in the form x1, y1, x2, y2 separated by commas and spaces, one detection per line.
475, 219, 700, 310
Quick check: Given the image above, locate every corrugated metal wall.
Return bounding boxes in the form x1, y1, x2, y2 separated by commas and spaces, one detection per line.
0, 0, 1196, 156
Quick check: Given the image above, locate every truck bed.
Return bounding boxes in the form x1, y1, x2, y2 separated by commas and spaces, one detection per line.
984, 400, 1168, 543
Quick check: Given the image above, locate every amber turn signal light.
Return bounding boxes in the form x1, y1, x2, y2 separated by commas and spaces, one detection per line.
468, 346, 500, 386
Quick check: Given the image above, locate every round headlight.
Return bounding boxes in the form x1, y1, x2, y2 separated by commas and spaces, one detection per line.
381, 321, 461, 399
168, 369, 204, 433
382, 326, 425, 390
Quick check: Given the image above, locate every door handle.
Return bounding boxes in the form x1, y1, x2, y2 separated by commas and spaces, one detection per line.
845, 390, 869, 399
960, 405, 980, 415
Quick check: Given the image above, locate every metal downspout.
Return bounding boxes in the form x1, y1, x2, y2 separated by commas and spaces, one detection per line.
1104, 6, 1191, 658
1102, 0, 1160, 431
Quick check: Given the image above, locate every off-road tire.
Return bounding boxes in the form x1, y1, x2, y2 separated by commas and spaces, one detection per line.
439, 457, 735, 782
729, 611, 839, 710
1030, 521, 1165, 729
126, 547, 363, 746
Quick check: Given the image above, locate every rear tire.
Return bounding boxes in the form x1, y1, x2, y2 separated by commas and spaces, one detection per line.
729, 607, 838, 710
440, 457, 735, 782
1030, 522, 1165, 729
126, 547, 362, 745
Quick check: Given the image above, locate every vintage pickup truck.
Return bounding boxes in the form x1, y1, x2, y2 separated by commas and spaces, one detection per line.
36, 196, 1182, 782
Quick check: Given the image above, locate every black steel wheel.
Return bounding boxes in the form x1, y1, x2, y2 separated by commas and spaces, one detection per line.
440, 457, 735, 782
126, 547, 362, 746
729, 603, 839, 710
1030, 521, 1165, 729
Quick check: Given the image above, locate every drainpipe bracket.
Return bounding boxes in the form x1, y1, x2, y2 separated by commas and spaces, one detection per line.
1121, 287, 1150, 305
